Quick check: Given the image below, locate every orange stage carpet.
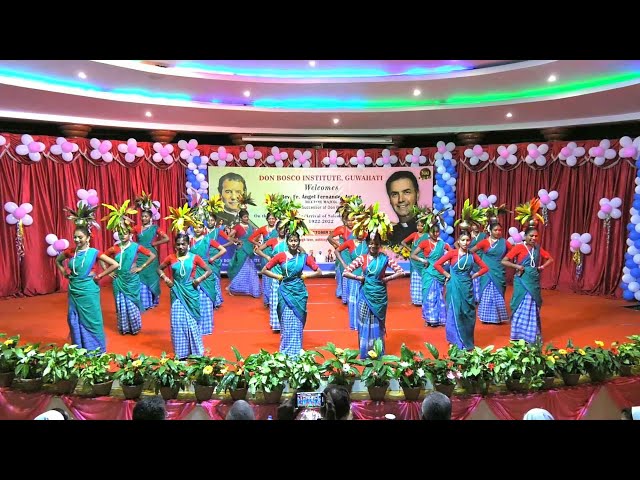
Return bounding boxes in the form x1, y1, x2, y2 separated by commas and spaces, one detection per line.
1, 278, 639, 357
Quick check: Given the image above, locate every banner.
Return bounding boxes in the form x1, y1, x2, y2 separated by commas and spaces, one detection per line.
208, 167, 433, 273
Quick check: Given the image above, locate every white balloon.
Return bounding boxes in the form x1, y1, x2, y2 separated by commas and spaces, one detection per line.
45, 234, 58, 244
566, 157, 577, 167
627, 239, 634, 248
635, 290, 640, 301
635, 223, 640, 233
635, 186, 640, 195
200, 181, 209, 189
434, 159, 444, 168
629, 246, 639, 256
632, 215, 640, 224
535, 157, 547, 166
632, 208, 639, 216
597, 210, 607, 220
441, 196, 450, 205
599, 198, 609, 206
509, 227, 519, 236
488, 195, 497, 204
548, 191, 558, 201
90, 149, 102, 160
442, 172, 451, 181
580, 243, 591, 255
594, 157, 606, 166
5, 214, 18, 225
570, 233, 581, 240
623, 274, 634, 284
610, 197, 622, 208
630, 282, 640, 293
47, 245, 59, 257
15, 145, 29, 156
611, 209, 622, 219
22, 215, 33, 226
633, 254, 640, 265
437, 166, 446, 175
446, 178, 456, 186
580, 233, 592, 244
546, 201, 557, 211
538, 189, 548, 197
446, 226, 453, 234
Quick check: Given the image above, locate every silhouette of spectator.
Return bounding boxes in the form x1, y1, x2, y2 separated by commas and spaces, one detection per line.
621, 406, 640, 420
523, 408, 554, 420
421, 391, 452, 420
34, 408, 70, 420
322, 385, 352, 420
226, 400, 256, 420
132, 395, 166, 420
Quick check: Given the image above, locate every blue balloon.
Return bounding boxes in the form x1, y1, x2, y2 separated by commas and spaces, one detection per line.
628, 223, 636, 232
192, 181, 200, 190
635, 159, 640, 169
631, 232, 640, 241
192, 156, 201, 166
626, 260, 635, 269
623, 290, 635, 301
201, 193, 208, 200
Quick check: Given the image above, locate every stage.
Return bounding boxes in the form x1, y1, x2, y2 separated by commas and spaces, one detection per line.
1, 277, 639, 358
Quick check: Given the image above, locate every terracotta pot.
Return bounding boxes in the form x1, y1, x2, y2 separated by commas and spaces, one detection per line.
562, 373, 581, 387
541, 376, 556, 390
434, 383, 455, 397
367, 383, 389, 402
121, 383, 144, 400
401, 386, 422, 401
619, 364, 633, 377
194, 384, 215, 403
13, 377, 44, 393
229, 387, 248, 401
262, 386, 284, 404
49, 378, 77, 395
159, 385, 180, 400
0, 371, 15, 388
91, 380, 114, 397
461, 378, 490, 395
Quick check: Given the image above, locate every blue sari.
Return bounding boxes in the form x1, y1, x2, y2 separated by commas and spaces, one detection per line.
228, 224, 261, 297
169, 253, 204, 359
356, 254, 390, 358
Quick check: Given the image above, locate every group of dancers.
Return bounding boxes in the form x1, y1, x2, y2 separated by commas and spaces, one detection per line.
54, 190, 554, 362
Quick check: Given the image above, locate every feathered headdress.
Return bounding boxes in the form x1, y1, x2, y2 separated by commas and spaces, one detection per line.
101, 200, 137, 236
64, 202, 101, 231
336, 195, 363, 219
280, 208, 311, 237
238, 192, 257, 209
351, 202, 393, 242
515, 198, 544, 227
455, 199, 488, 231
134, 191, 159, 212
165, 204, 197, 232
205, 194, 225, 216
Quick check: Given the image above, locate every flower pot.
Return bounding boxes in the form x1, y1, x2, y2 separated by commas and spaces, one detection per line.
13, 377, 44, 393
121, 383, 144, 400
461, 378, 490, 395
401, 386, 422, 401
434, 383, 455, 397
562, 373, 581, 387
505, 378, 530, 393
159, 385, 180, 400
541, 376, 556, 390
587, 368, 608, 383
90, 380, 114, 397
194, 384, 215, 403
0, 371, 15, 388
619, 365, 633, 377
367, 383, 389, 402
262, 386, 284, 404
49, 378, 77, 395
229, 387, 248, 401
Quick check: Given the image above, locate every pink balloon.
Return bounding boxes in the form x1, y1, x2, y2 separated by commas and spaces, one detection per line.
512, 234, 522, 243
330, 157, 337, 165
358, 157, 365, 164
128, 144, 138, 154
160, 148, 169, 157
247, 151, 255, 159
623, 147, 637, 158
87, 195, 99, 207
62, 142, 74, 154
472, 145, 483, 156
540, 194, 550, 204
560, 147, 572, 157
383, 157, 390, 164
500, 149, 510, 159
569, 239, 581, 249
480, 200, 490, 208
529, 150, 540, 159
600, 204, 612, 214
219, 147, 227, 157
53, 239, 66, 251
99, 143, 109, 154
13, 206, 26, 219
28, 142, 40, 153
592, 147, 604, 157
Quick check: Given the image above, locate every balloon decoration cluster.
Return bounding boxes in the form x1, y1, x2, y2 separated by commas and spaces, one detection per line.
477, 193, 497, 209
507, 227, 525, 245
77, 188, 100, 207
537, 189, 559, 223
185, 156, 210, 199
569, 232, 592, 278
622, 175, 640, 301
433, 141, 457, 245
45, 233, 69, 257
598, 197, 622, 245
240, 144, 262, 167
4, 201, 34, 259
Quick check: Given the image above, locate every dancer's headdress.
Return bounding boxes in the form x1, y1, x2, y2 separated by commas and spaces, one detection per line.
165, 204, 197, 232
515, 198, 544, 227
102, 200, 137, 236
64, 202, 100, 231
280, 208, 310, 237
336, 195, 363, 219
351, 202, 393, 242
455, 199, 488, 232
134, 191, 159, 213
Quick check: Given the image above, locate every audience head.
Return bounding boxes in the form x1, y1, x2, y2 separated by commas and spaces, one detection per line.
225, 400, 255, 420
132, 395, 167, 420
277, 397, 298, 420
322, 385, 352, 420
523, 408, 555, 420
421, 391, 452, 420
34, 408, 70, 420
621, 406, 640, 420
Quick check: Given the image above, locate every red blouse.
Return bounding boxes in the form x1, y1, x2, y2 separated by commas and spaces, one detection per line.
402, 232, 420, 245
337, 239, 358, 253
474, 238, 513, 253
248, 225, 275, 242
417, 239, 452, 256
344, 254, 404, 279
331, 225, 351, 241
265, 252, 319, 271
505, 244, 551, 264
263, 237, 281, 249
161, 254, 207, 279
105, 244, 153, 258
433, 250, 489, 276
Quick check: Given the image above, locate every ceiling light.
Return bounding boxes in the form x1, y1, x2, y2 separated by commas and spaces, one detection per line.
308, 61, 317, 67
506, 112, 513, 118
77, 72, 87, 79
547, 74, 557, 82
332, 118, 340, 124
413, 88, 421, 96
243, 90, 251, 97
145, 111, 152, 117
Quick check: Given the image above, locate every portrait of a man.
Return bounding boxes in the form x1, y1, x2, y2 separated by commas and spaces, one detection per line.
385, 170, 420, 245
215, 172, 257, 228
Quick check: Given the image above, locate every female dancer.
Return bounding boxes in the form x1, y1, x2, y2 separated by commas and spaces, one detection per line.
190, 222, 227, 335
227, 209, 261, 297
157, 232, 212, 359
410, 224, 451, 327
434, 230, 489, 350
103, 228, 157, 335
337, 232, 368, 331
255, 223, 288, 332
327, 213, 355, 304
400, 217, 429, 307
471, 222, 511, 324
133, 207, 169, 310
249, 212, 278, 307
261, 231, 322, 358
501, 226, 554, 343
56, 225, 120, 353
469, 223, 488, 304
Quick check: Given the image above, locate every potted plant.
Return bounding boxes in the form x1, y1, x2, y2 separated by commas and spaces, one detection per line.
538, 343, 559, 389
186, 353, 227, 402
217, 347, 251, 401
245, 349, 289, 404
360, 339, 399, 402
448, 344, 496, 395
582, 340, 619, 383
113, 352, 150, 400
42, 344, 88, 394
148, 352, 189, 400
424, 342, 461, 397
319, 342, 362, 393
288, 349, 325, 393
0, 334, 20, 387
13, 343, 46, 392
548, 339, 587, 386
392, 344, 429, 401
493, 340, 545, 392
79, 351, 115, 396
613, 338, 640, 376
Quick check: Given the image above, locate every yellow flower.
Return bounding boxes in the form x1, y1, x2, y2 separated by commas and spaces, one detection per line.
203, 365, 213, 375
367, 350, 378, 359
24, 345, 33, 353
554, 355, 559, 359
334, 348, 344, 356
558, 349, 567, 355
546, 356, 555, 364
160, 358, 168, 365
595, 340, 604, 348
3, 339, 14, 346
220, 367, 228, 375
578, 349, 586, 356
132, 360, 142, 368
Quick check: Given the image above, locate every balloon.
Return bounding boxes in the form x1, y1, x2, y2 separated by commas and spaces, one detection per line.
22, 215, 33, 226
21, 203, 33, 214
441, 196, 450, 205
570, 233, 581, 240
579, 243, 591, 255
580, 233, 592, 244
45, 234, 58, 244
624, 290, 635, 301
13, 206, 26, 220
540, 194, 550, 205
87, 196, 99, 207
623, 274, 634, 284
5, 214, 18, 225
512, 234, 523, 243
611, 209, 622, 219
47, 245, 59, 257
4, 202, 17, 213
508, 227, 518, 236
546, 200, 557, 211
600, 204, 612, 214
53, 239, 66, 251
610, 197, 622, 208
77, 189, 89, 200
62, 239, 69, 249
570, 239, 581, 249
597, 211, 607, 220
633, 254, 640, 265
480, 200, 490, 208
488, 195, 497, 204
599, 198, 609, 206
629, 282, 640, 293
99, 143, 110, 154
200, 181, 209, 189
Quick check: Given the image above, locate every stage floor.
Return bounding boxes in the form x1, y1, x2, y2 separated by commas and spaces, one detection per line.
1, 278, 639, 357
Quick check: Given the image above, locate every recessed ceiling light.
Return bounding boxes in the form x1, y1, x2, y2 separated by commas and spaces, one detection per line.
506, 112, 513, 118
332, 118, 340, 125
243, 90, 251, 97
77, 72, 87, 79
413, 88, 421, 96
547, 74, 557, 82
145, 111, 152, 117
308, 60, 317, 67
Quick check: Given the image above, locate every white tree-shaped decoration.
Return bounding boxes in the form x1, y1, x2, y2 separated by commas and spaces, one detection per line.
50, 137, 79, 162
375, 149, 398, 167
117, 138, 144, 163
239, 144, 263, 167
292, 149, 312, 168
619, 136, 640, 160
322, 150, 345, 168
349, 149, 373, 168
405, 147, 426, 167
434, 141, 456, 161
16, 134, 46, 162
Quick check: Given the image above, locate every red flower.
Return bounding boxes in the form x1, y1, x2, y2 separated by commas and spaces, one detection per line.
488, 363, 495, 370
566, 348, 574, 354
238, 360, 244, 367
413, 355, 421, 363
405, 369, 414, 377
249, 371, 255, 377
611, 347, 619, 355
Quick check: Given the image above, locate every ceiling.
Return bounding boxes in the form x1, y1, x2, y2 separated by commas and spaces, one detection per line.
0, 59, 639, 137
